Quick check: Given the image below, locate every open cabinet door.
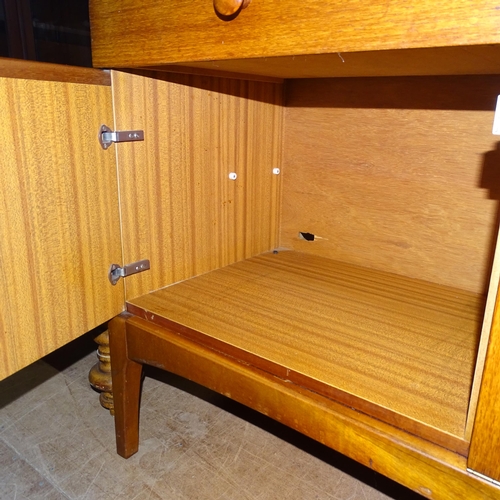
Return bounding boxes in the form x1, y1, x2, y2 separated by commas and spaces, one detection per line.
110, 69, 283, 301
0, 60, 124, 380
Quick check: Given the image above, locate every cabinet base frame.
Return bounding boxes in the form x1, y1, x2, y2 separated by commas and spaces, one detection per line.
108, 313, 500, 500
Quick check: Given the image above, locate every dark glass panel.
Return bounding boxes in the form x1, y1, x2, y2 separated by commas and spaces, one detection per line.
29, 0, 91, 66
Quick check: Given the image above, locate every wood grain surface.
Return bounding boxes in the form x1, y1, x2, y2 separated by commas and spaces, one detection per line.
164, 45, 500, 80
122, 315, 500, 499
112, 70, 283, 300
0, 57, 110, 85
108, 313, 142, 458
138, 65, 283, 84
127, 251, 484, 453
0, 77, 124, 380
465, 226, 500, 440
90, 0, 500, 71
281, 76, 500, 295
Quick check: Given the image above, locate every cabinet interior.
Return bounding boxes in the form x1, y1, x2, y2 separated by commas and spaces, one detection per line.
113, 69, 500, 455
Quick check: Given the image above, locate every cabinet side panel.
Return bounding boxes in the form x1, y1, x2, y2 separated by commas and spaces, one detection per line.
0, 79, 124, 380
469, 288, 500, 481
281, 76, 500, 294
112, 71, 283, 300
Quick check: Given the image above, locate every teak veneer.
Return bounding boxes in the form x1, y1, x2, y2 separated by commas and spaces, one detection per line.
0, 60, 122, 378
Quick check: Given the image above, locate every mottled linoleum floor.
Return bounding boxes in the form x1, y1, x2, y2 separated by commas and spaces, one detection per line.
0, 330, 422, 500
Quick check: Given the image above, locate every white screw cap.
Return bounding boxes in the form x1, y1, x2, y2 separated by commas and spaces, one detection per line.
273, 168, 281, 175
229, 172, 238, 180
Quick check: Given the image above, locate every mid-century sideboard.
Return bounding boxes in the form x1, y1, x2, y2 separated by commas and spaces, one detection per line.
3, 1, 500, 498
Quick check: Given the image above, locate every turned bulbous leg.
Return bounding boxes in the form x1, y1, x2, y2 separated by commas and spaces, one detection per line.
88, 330, 114, 415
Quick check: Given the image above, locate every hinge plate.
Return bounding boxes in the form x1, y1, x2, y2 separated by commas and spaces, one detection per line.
99, 124, 144, 150
108, 259, 150, 285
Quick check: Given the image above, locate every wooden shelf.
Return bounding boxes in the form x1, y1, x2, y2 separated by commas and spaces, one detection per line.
127, 251, 485, 455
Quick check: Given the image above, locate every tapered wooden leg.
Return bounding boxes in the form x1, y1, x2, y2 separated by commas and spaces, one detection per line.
108, 313, 144, 459
88, 330, 114, 414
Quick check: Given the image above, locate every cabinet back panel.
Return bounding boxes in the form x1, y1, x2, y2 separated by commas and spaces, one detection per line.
281, 76, 500, 294
112, 71, 283, 300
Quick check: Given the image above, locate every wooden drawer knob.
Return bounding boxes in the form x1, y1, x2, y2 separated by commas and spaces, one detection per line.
214, 0, 251, 17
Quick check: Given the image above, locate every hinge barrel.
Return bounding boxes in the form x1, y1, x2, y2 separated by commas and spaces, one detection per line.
99, 124, 144, 150
108, 260, 150, 285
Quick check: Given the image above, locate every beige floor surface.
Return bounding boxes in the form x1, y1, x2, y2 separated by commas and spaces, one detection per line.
0, 330, 422, 500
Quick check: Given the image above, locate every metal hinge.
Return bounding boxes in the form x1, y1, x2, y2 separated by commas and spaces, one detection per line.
108, 259, 150, 285
98, 124, 144, 150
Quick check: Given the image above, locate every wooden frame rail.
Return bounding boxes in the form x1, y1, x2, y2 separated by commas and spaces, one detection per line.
0, 57, 110, 85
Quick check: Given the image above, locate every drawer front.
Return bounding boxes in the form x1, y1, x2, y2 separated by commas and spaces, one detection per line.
90, 0, 500, 69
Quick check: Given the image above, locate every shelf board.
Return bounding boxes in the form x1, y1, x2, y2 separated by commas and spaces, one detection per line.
127, 251, 484, 455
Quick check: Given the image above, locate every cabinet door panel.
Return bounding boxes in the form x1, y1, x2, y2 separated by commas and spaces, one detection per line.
0, 72, 124, 380
112, 70, 282, 301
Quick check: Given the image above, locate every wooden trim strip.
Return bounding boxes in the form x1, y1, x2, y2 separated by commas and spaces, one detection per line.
125, 315, 500, 500
0, 58, 110, 85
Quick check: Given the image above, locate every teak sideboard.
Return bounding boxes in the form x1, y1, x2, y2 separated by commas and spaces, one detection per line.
3, 0, 500, 497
